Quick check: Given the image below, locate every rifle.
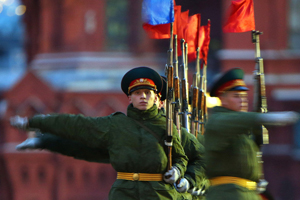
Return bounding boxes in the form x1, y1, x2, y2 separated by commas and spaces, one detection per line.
165, 23, 174, 171
173, 35, 182, 140
190, 48, 200, 136
252, 30, 269, 191
198, 59, 207, 135
180, 39, 190, 132
252, 30, 269, 146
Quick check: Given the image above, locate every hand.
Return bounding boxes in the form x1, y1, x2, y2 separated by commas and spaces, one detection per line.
259, 111, 300, 126
188, 186, 206, 196
16, 137, 43, 150
10, 116, 28, 130
257, 179, 268, 194
163, 166, 180, 184
175, 178, 190, 193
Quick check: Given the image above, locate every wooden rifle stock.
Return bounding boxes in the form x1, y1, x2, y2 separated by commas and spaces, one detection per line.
180, 39, 190, 132
165, 23, 174, 171
190, 48, 200, 136
198, 61, 206, 135
173, 35, 181, 140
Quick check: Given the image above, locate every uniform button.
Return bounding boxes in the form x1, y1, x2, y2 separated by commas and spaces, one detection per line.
133, 173, 139, 181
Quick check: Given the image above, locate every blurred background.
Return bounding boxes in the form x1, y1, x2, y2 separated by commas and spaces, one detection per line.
0, 0, 299, 199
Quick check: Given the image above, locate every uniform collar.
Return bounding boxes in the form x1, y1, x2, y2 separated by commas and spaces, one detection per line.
127, 104, 160, 120
212, 106, 237, 113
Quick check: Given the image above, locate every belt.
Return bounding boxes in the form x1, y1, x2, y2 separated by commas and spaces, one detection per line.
117, 172, 163, 181
210, 176, 257, 190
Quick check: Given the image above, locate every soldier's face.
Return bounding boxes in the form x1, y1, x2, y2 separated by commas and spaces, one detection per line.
220, 91, 248, 112
128, 89, 157, 110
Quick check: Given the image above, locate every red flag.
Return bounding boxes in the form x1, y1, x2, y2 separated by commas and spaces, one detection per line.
143, 5, 182, 39
176, 10, 189, 40
176, 10, 190, 57
223, 0, 255, 33
199, 20, 211, 65
182, 14, 201, 62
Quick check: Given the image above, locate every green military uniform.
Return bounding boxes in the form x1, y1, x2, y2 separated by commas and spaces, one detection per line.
34, 126, 206, 200
35, 132, 110, 163
205, 68, 262, 200
28, 104, 188, 200
204, 106, 263, 200
32, 111, 206, 200
160, 76, 207, 200
176, 127, 206, 200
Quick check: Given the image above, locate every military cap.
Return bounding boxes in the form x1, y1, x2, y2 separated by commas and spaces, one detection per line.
121, 66, 163, 96
209, 68, 249, 97
159, 76, 167, 101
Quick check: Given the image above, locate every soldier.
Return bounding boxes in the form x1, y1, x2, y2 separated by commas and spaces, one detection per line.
10, 66, 188, 200
204, 68, 299, 200
158, 76, 207, 200
16, 75, 207, 200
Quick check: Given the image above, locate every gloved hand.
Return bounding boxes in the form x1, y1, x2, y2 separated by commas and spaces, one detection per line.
256, 179, 268, 194
188, 186, 206, 196
10, 116, 28, 130
164, 166, 180, 184
258, 111, 300, 126
16, 137, 43, 150
175, 178, 190, 193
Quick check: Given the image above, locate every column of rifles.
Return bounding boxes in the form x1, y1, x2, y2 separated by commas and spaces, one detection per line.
165, 32, 208, 149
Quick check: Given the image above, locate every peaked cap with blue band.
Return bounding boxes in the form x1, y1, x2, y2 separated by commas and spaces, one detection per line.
209, 68, 249, 97
121, 66, 163, 96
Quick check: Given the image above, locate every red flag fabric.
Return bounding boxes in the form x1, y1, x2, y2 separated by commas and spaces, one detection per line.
183, 14, 201, 62
199, 20, 211, 65
176, 10, 190, 57
223, 0, 255, 33
143, 5, 182, 39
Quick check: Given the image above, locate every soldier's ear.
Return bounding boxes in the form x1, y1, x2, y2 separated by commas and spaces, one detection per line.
154, 95, 158, 103
128, 95, 132, 103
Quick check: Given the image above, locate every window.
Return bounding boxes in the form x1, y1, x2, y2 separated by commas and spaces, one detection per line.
105, 0, 129, 51
289, 0, 300, 49
20, 166, 29, 183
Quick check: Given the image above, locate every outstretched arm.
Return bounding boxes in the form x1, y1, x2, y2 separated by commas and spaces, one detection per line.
16, 132, 110, 163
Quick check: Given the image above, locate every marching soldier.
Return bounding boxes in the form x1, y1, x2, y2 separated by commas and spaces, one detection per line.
158, 76, 207, 200
10, 66, 188, 200
204, 68, 299, 200
16, 75, 207, 200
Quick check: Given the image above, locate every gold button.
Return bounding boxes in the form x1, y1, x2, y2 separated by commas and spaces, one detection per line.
133, 173, 139, 181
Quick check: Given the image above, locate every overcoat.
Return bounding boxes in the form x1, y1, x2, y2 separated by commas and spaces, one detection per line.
204, 106, 263, 200
29, 104, 188, 200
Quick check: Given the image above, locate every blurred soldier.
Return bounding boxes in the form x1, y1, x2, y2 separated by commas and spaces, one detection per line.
10, 66, 188, 200
204, 68, 299, 200
158, 76, 207, 200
